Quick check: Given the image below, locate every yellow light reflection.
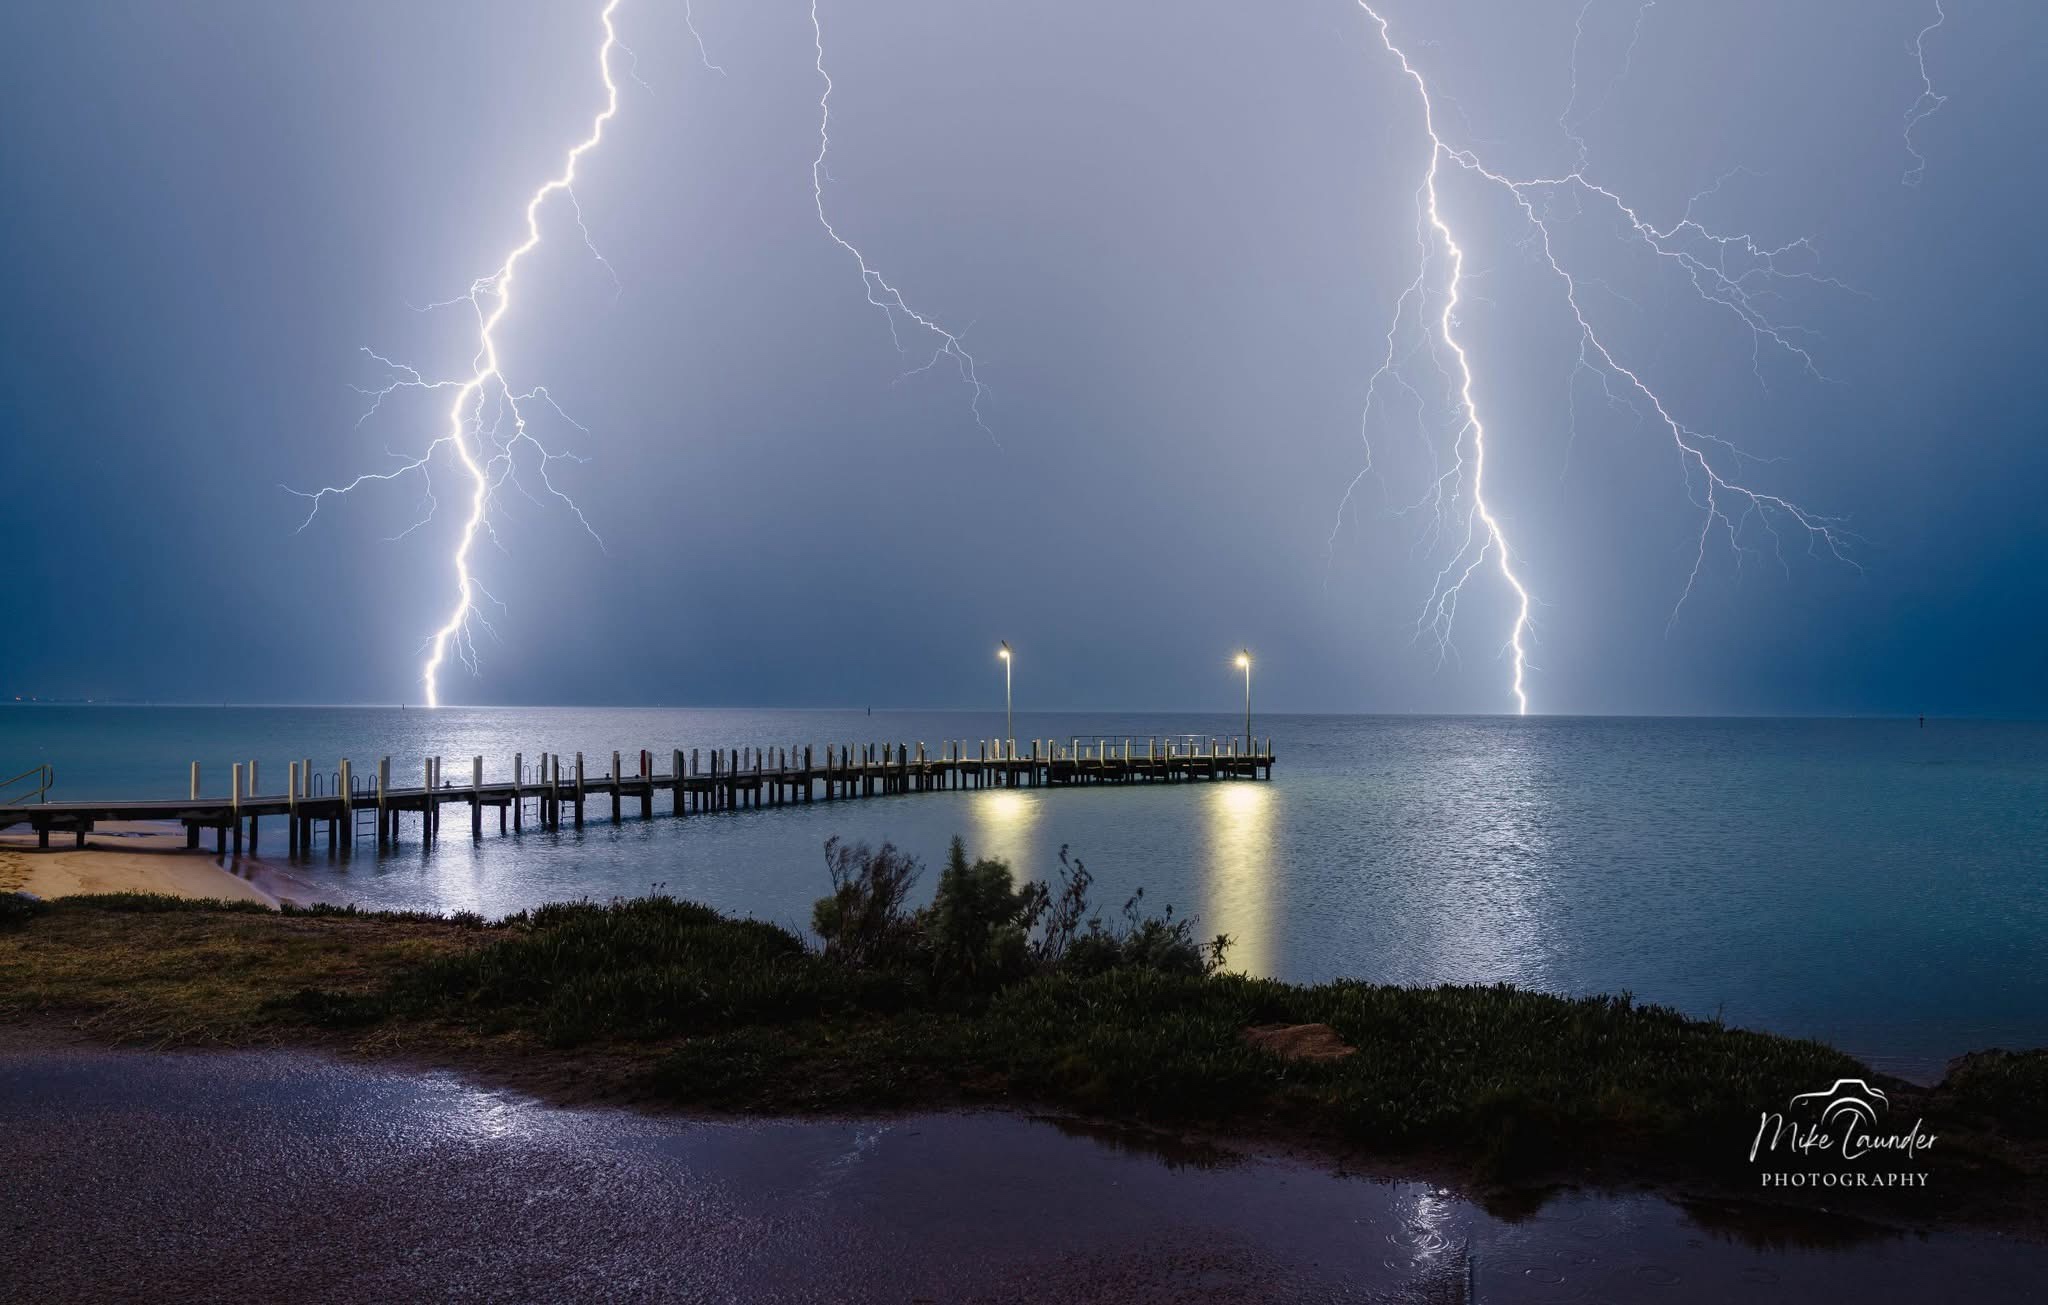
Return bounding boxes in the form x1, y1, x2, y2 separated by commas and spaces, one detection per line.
968, 788, 1042, 880
1203, 782, 1277, 976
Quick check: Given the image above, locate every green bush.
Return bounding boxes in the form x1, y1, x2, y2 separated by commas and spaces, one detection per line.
809, 838, 1229, 988
923, 837, 1047, 986
811, 837, 924, 970
0, 892, 49, 929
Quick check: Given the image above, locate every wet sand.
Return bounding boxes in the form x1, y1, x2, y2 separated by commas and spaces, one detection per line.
0, 820, 303, 905
1, 1044, 2042, 1303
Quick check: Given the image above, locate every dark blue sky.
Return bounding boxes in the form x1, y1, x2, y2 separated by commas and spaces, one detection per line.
1, 1, 2040, 715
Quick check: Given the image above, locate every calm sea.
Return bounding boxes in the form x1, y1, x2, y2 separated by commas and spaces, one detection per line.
5, 706, 2044, 1078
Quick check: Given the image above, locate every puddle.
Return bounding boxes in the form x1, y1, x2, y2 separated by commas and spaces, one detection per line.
1, 1045, 2040, 1301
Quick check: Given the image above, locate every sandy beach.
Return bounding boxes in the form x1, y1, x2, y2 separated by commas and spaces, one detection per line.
0, 821, 294, 905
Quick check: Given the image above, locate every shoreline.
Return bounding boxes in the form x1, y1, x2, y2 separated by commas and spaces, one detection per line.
0, 821, 302, 906
3, 892, 2040, 1239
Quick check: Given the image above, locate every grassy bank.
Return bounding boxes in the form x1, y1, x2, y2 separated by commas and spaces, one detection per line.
0, 865, 2041, 1229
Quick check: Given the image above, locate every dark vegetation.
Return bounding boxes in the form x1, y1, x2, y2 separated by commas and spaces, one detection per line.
2, 839, 2043, 1226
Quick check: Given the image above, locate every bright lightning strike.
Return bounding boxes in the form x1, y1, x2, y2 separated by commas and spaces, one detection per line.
1342, 2, 1857, 715
810, 0, 993, 441
287, 0, 626, 707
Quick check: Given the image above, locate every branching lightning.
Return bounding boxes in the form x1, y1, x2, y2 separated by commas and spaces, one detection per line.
1339, 1, 1859, 714
809, 0, 993, 441
286, 0, 627, 707
1902, 0, 1948, 186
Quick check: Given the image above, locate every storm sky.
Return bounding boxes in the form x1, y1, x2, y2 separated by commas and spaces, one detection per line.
1, 0, 2040, 715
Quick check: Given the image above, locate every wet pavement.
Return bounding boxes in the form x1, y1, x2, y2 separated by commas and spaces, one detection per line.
2, 1046, 2043, 1302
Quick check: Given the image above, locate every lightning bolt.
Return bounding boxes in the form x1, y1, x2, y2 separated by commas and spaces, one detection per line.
287, 0, 626, 707
1902, 0, 1948, 187
1342, 2, 1857, 715
685, 0, 725, 77
809, 0, 993, 440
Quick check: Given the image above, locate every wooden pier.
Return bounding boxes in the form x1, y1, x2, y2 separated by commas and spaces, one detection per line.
0, 735, 1275, 858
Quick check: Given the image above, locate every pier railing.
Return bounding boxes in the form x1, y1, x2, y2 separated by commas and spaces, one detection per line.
0, 763, 53, 806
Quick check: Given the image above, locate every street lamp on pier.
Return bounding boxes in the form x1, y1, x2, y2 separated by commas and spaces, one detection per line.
1235, 651, 1252, 754
998, 642, 1013, 757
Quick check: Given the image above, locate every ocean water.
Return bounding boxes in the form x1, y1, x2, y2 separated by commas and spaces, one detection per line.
4, 706, 2044, 1077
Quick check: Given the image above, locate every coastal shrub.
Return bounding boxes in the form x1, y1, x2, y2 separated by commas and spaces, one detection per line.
811, 838, 923, 970
53, 892, 271, 915
382, 893, 882, 1045
277, 901, 476, 925
808, 838, 1229, 986
0, 892, 48, 928
1059, 886, 1228, 979
1031, 848, 1229, 979
1028, 847, 1095, 969
1940, 1049, 2048, 1138
923, 837, 1048, 986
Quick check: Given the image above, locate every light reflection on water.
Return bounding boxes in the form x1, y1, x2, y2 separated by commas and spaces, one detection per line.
1390, 723, 1560, 987
6, 706, 2048, 1074
1203, 781, 1277, 976
966, 787, 1041, 876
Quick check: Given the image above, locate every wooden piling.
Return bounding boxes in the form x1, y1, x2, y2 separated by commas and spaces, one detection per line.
338, 759, 352, 855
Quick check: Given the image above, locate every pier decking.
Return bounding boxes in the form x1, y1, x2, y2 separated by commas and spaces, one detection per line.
0, 735, 1275, 858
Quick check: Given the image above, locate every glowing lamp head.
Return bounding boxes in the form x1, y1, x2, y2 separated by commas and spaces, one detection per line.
998, 642, 1011, 661
1235, 652, 1251, 670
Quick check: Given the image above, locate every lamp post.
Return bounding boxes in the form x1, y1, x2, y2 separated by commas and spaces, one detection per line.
1235, 651, 1252, 753
998, 642, 1013, 756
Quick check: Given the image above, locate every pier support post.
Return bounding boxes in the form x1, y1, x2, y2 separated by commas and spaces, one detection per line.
513, 753, 524, 832
338, 759, 352, 857
231, 764, 243, 856
471, 756, 483, 840
574, 753, 586, 828
288, 761, 300, 856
